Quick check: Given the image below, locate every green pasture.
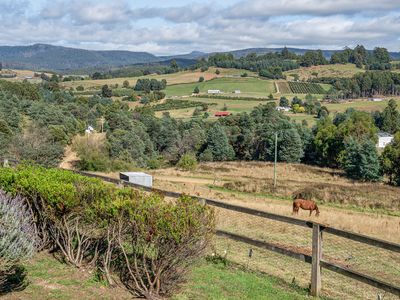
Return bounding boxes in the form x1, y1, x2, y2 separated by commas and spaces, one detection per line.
165, 77, 276, 98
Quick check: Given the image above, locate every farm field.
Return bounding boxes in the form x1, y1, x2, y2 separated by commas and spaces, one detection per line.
165, 77, 276, 97
275, 81, 329, 95
155, 96, 269, 119
324, 98, 400, 113
60, 67, 255, 90
284, 63, 364, 81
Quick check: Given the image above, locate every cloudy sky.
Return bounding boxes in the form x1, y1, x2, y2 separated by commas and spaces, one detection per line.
0, 0, 399, 55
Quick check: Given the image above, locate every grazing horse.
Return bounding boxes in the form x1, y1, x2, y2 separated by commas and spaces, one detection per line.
292, 199, 320, 216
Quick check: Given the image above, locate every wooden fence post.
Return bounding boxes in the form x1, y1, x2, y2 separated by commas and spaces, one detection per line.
311, 223, 322, 297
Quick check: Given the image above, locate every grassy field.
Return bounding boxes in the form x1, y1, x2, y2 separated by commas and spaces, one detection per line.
174, 260, 315, 300
60, 68, 256, 90
155, 96, 269, 119
284, 64, 364, 81
2, 253, 314, 300
165, 77, 276, 98
95, 161, 400, 299
325, 98, 400, 113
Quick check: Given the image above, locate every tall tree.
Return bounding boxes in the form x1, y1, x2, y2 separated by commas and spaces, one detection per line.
381, 99, 400, 134
203, 124, 235, 161
342, 138, 381, 181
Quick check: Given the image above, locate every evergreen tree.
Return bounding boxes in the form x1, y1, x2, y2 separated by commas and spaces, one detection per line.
342, 138, 381, 181
279, 97, 289, 107
381, 99, 400, 134
381, 132, 400, 185
101, 85, 112, 98
204, 124, 235, 161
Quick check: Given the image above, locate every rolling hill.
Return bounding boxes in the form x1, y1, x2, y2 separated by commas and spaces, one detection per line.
1, 43, 399, 72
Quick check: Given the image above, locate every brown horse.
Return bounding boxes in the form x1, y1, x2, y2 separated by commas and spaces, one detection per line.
292, 199, 320, 216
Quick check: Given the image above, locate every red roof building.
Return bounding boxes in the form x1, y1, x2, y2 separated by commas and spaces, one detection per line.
214, 111, 231, 117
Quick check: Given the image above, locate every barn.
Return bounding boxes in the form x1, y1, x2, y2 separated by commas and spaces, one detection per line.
214, 111, 231, 117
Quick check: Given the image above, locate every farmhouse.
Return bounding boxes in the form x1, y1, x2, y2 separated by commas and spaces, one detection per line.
276, 106, 291, 112
214, 111, 231, 117
208, 89, 221, 94
377, 132, 394, 148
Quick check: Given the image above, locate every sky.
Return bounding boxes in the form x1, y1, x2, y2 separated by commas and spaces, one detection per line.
0, 0, 399, 55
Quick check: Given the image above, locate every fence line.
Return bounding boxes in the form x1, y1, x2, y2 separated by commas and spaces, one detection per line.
2, 163, 399, 297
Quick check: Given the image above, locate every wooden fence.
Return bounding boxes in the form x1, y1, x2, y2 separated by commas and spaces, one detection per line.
1, 161, 399, 297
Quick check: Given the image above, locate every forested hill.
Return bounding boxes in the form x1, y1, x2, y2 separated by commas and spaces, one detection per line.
1, 43, 399, 72
0, 44, 159, 71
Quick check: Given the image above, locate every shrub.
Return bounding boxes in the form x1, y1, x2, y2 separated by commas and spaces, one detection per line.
117, 195, 214, 298
198, 76, 204, 82
0, 165, 215, 295
0, 191, 37, 285
76, 85, 84, 91
177, 153, 198, 171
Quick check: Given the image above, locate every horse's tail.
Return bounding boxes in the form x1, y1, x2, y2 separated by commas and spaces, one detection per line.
315, 204, 320, 216
292, 200, 298, 213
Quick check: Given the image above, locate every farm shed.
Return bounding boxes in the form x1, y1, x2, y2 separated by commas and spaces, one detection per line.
119, 172, 153, 188
214, 111, 231, 117
234, 90, 241, 94
208, 90, 221, 94
377, 132, 394, 148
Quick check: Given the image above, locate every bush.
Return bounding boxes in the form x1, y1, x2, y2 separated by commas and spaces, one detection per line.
76, 85, 84, 91
0, 191, 37, 285
117, 195, 214, 298
0, 165, 215, 296
199, 76, 204, 82
177, 153, 198, 171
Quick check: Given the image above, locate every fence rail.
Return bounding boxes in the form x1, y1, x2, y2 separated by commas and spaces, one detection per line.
2, 163, 399, 297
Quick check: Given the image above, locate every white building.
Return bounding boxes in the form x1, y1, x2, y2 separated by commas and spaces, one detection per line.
120, 172, 153, 188
234, 90, 241, 94
276, 106, 291, 112
208, 90, 221, 94
377, 132, 394, 149
369, 97, 383, 102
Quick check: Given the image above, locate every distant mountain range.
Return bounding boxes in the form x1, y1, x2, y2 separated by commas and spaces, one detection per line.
0, 44, 399, 73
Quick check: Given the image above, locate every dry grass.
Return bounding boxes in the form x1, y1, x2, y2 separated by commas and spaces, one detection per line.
147, 162, 400, 243
83, 161, 400, 299
284, 64, 364, 81
60, 68, 253, 90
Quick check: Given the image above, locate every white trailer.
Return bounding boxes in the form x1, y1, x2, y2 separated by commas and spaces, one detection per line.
119, 172, 153, 188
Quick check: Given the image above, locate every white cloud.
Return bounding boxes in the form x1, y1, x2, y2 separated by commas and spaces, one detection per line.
0, 0, 399, 54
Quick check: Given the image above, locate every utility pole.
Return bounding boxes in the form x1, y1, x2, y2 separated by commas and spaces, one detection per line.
273, 132, 278, 188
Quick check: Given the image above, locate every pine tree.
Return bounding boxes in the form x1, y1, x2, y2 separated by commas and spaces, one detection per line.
204, 124, 234, 161
342, 138, 381, 181
382, 99, 400, 134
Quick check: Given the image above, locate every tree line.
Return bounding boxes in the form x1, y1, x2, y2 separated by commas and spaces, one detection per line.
1, 79, 400, 185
